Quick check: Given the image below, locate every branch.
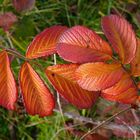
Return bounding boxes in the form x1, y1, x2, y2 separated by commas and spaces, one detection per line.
80, 106, 131, 139
54, 107, 140, 138
0, 45, 29, 61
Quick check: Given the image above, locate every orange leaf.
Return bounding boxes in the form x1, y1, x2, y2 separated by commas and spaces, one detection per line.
0, 51, 17, 110
102, 15, 136, 64
131, 38, 140, 76
19, 62, 55, 117
45, 64, 99, 109
13, 0, 35, 12
57, 25, 112, 63
101, 74, 138, 104
137, 82, 140, 89
76, 62, 124, 91
26, 25, 68, 59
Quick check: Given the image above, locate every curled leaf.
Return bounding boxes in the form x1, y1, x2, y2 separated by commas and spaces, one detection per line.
76, 62, 124, 91
13, 0, 35, 12
0, 51, 17, 110
46, 64, 99, 109
101, 74, 138, 104
57, 25, 112, 63
102, 14, 136, 64
131, 38, 140, 77
26, 25, 67, 59
0, 12, 17, 31
19, 62, 55, 117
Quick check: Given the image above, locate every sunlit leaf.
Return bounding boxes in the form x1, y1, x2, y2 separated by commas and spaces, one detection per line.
101, 74, 138, 104
45, 64, 99, 109
0, 12, 17, 31
57, 25, 112, 63
12, 0, 35, 12
131, 38, 140, 77
19, 62, 55, 117
26, 25, 67, 59
76, 62, 124, 91
102, 14, 136, 64
0, 51, 18, 110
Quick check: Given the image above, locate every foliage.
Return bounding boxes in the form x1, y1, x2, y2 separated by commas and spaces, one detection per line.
0, 0, 140, 140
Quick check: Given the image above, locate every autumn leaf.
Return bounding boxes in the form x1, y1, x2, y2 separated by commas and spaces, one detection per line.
19, 62, 55, 117
0, 51, 18, 110
131, 38, 140, 77
101, 74, 138, 104
0, 12, 17, 31
57, 25, 112, 63
12, 0, 35, 12
45, 64, 99, 109
76, 62, 124, 91
102, 14, 136, 64
26, 25, 67, 59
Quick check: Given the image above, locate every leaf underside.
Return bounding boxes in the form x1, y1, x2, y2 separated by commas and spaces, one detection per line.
57, 25, 112, 63
76, 62, 124, 91
102, 14, 136, 64
0, 51, 17, 110
46, 64, 99, 109
19, 62, 55, 117
26, 25, 68, 59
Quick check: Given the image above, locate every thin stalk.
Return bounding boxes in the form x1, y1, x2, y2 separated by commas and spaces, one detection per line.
6, 32, 21, 64
53, 54, 65, 123
25, 8, 59, 16
80, 106, 132, 140
0, 46, 29, 61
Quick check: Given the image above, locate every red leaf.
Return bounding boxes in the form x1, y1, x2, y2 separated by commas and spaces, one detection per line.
131, 38, 140, 76
76, 62, 124, 91
26, 25, 67, 59
45, 64, 99, 109
0, 51, 18, 110
0, 12, 17, 31
19, 62, 55, 117
57, 25, 112, 63
102, 14, 136, 64
13, 0, 35, 12
101, 74, 138, 104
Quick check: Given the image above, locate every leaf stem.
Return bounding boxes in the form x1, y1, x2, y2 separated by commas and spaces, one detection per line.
6, 31, 21, 64
0, 45, 29, 61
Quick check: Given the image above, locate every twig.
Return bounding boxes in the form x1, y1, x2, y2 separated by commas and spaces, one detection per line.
25, 8, 59, 16
53, 54, 65, 123
51, 122, 88, 140
0, 46, 29, 61
6, 32, 21, 64
80, 106, 132, 140
54, 108, 140, 135
116, 116, 137, 140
